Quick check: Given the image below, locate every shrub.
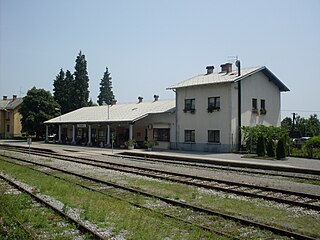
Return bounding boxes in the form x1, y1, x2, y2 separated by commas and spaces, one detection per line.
266, 139, 275, 158
276, 137, 286, 160
305, 136, 320, 158
256, 135, 265, 156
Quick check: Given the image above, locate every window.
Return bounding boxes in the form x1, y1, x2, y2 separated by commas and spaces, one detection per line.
208, 97, 220, 112
208, 130, 220, 143
184, 130, 195, 142
154, 128, 170, 142
184, 99, 195, 113
260, 99, 266, 114
6, 112, 10, 120
6, 124, 10, 132
252, 98, 257, 109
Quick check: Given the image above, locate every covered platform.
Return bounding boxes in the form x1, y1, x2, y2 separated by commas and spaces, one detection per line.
44, 99, 175, 149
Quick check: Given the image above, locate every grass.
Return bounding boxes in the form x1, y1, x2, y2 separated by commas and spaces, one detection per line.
111, 175, 320, 238
2, 155, 320, 238
0, 157, 223, 240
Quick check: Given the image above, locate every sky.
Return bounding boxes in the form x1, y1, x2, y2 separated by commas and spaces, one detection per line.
0, 0, 319, 119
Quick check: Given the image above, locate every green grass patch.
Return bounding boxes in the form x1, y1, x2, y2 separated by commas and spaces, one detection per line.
0, 157, 223, 240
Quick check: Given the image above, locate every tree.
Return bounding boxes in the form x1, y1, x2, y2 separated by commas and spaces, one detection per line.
281, 114, 320, 138
256, 135, 265, 156
19, 87, 59, 139
266, 139, 275, 158
73, 51, 90, 109
281, 117, 292, 134
276, 137, 286, 160
97, 67, 115, 105
53, 69, 75, 114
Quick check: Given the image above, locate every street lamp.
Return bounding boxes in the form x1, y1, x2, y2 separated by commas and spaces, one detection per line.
55, 107, 61, 121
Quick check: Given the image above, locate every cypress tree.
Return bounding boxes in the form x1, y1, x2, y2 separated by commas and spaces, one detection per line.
64, 70, 74, 113
266, 139, 275, 158
53, 68, 65, 108
73, 51, 90, 109
97, 67, 115, 105
276, 137, 286, 160
256, 135, 265, 156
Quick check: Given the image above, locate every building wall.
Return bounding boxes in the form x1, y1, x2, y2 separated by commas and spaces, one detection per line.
240, 72, 281, 127
135, 112, 176, 149
175, 71, 282, 152
175, 83, 233, 152
0, 108, 22, 138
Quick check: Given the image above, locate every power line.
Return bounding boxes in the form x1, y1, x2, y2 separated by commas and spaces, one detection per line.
281, 110, 320, 113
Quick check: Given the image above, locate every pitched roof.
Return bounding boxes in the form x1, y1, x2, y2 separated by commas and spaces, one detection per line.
0, 98, 23, 110
45, 99, 175, 124
167, 66, 289, 92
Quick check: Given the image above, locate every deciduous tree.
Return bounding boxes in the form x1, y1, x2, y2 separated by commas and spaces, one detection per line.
19, 87, 59, 139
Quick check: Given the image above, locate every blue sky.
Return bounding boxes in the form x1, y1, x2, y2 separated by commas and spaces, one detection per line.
1, 0, 319, 119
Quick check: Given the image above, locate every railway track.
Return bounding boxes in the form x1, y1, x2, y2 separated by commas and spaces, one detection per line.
0, 172, 110, 239
1, 154, 316, 240
116, 151, 320, 182
1, 145, 319, 212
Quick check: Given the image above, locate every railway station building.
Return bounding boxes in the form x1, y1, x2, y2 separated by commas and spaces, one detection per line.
44, 97, 176, 149
45, 62, 289, 152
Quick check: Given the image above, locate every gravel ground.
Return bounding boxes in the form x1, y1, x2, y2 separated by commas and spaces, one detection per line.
2, 150, 320, 220
65, 150, 320, 196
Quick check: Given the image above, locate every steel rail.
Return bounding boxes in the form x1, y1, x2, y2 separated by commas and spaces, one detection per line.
1, 147, 320, 211
5, 146, 320, 211
0, 172, 108, 240
0, 154, 317, 240
1, 157, 237, 239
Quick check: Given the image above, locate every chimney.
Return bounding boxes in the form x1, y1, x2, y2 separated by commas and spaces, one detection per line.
111, 99, 117, 105
220, 63, 232, 73
13, 95, 17, 101
206, 66, 214, 74
138, 96, 143, 103
153, 94, 159, 102
3, 96, 7, 100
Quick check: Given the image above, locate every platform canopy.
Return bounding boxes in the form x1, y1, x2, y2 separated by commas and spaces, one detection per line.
44, 99, 175, 125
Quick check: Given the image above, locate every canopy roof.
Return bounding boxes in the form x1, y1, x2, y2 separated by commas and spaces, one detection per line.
45, 99, 175, 124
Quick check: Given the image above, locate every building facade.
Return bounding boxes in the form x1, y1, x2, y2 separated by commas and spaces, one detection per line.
0, 95, 23, 139
45, 62, 289, 152
45, 97, 175, 149
168, 63, 289, 152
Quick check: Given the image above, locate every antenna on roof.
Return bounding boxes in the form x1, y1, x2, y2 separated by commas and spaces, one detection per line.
227, 55, 238, 63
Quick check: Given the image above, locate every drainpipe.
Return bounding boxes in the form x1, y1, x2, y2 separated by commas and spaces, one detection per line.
236, 60, 241, 151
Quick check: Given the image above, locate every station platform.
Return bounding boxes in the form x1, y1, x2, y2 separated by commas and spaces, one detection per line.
1, 140, 320, 173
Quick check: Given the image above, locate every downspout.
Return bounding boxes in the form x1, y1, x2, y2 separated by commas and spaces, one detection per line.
173, 89, 178, 149
236, 60, 241, 151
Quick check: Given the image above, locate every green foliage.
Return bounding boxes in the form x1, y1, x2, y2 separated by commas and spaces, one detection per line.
266, 139, 275, 157
19, 87, 59, 139
256, 135, 265, 156
97, 67, 115, 106
281, 114, 320, 137
53, 69, 75, 114
304, 136, 320, 158
73, 51, 90, 109
242, 125, 287, 153
276, 137, 286, 160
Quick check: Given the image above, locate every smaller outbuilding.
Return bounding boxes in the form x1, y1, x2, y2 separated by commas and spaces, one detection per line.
44, 97, 175, 149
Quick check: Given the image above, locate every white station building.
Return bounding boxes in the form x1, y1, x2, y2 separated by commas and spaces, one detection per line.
45, 62, 289, 152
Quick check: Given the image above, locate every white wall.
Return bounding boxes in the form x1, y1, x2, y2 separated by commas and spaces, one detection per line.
241, 72, 281, 127
176, 83, 233, 151
175, 71, 282, 152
